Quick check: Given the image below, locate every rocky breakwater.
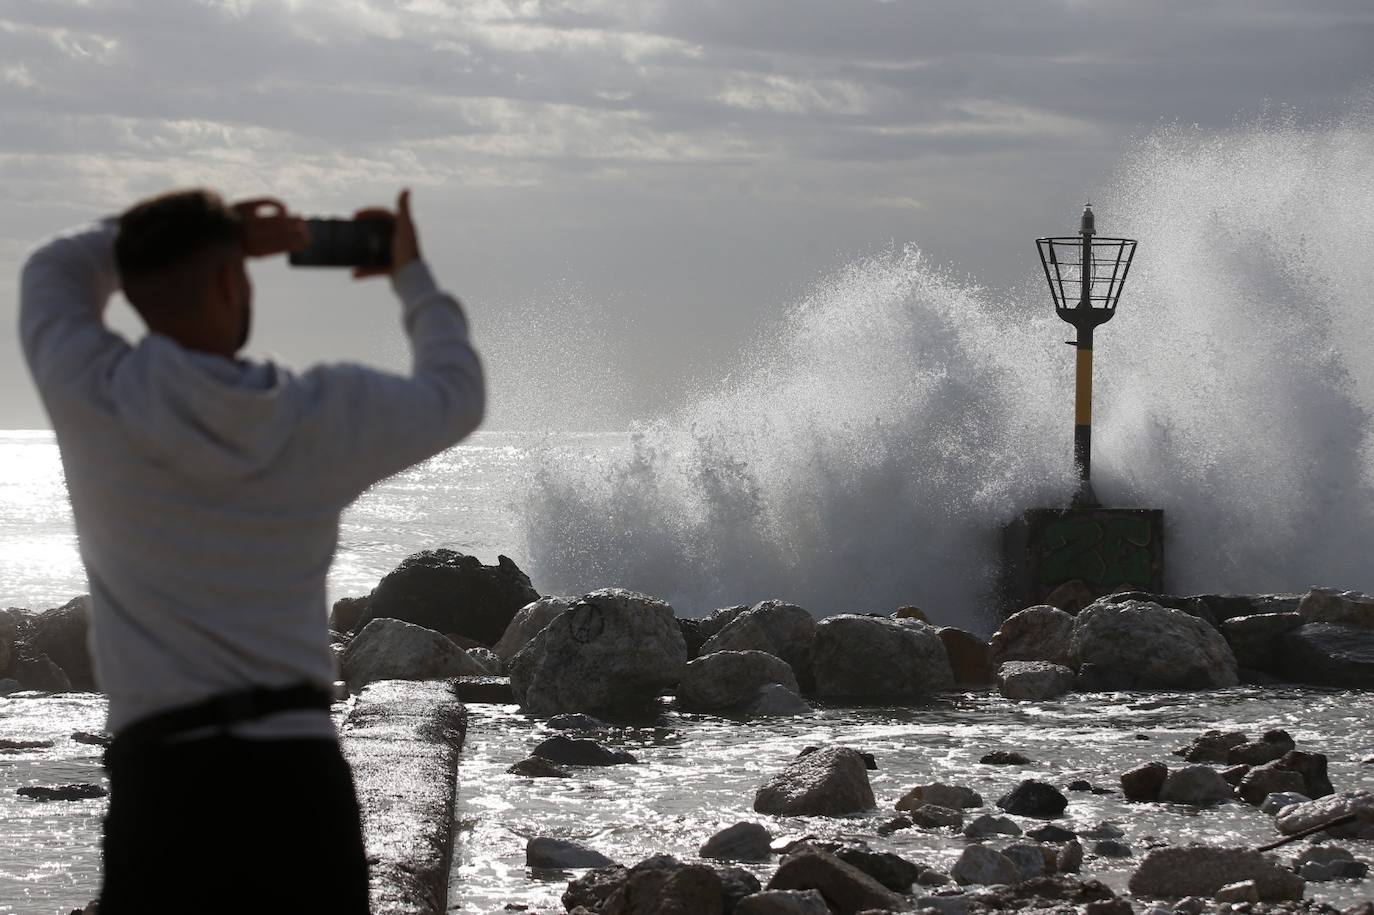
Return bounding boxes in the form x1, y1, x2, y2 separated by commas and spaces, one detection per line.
0, 596, 93, 694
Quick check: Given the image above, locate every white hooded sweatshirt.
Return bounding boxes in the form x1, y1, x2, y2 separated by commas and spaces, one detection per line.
19, 219, 485, 739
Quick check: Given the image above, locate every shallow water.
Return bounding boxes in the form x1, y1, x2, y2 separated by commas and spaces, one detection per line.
448, 687, 1374, 912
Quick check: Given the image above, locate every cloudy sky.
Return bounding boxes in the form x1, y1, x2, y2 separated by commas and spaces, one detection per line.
2, 0, 1371, 429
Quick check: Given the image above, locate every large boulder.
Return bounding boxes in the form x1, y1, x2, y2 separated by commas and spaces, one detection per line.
1299, 587, 1374, 628
357, 549, 538, 647
508, 589, 688, 717
1158, 765, 1234, 806
564, 855, 760, 915
951, 845, 1020, 886
340, 618, 487, 691
698, 601, 817, 690
1221, 612, 1304, 671
753, 747, 875, 816
989, 605, 1075, 668
677, 651, 799, 712
938, 627, 993, 684
996, 660, 1075, 701
766, 847, 907, 914
810, 615, 953, 701
492, 597, 573, 661
1275, 791, 1374, 839
27, 595, 94, 691
1128, 846, 1304, 900
329, 596, 371, 633
13, 654, 72, 692
1070, 600, 1238, 689
1278, 623, 1374, 687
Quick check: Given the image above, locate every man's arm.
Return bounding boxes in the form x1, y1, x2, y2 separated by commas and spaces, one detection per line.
18, 219, 127, 395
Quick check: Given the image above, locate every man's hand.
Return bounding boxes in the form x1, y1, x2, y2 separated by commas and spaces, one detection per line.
233, 198, 309, 259
352, 189, 422, 279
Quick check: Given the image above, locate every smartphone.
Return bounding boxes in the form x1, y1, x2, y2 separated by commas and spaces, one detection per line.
289, 218, 393, 269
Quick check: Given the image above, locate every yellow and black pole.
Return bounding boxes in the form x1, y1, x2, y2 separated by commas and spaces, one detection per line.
1036, 205, 1136, 509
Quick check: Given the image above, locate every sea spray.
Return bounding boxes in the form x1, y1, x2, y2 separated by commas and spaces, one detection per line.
520, 113, 1374, 624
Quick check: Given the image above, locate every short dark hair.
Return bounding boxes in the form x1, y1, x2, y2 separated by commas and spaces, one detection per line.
114, 189, 242, 279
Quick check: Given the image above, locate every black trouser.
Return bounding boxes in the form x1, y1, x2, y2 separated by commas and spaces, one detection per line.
100, 735, 370, 914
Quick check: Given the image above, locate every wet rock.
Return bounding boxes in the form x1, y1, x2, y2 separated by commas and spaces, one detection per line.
452, 675, 514, 704
1299, 586, 1374, 628
963, 814, 1022, 838
1297, 845, 1369, 881
1227, 730, 1294, 765
696, 605, 752, 643
1176, 729, 1248, 763
329, 595, 370, 633
621, 860, 724, 915
810, 615, 953, 701
547, 713, 609, 730
1238, 761, 1307, 806
1079, 821, 1124, 839
527, 837, 616, 869
875, 815, 911, 836
1121, 761, 1168, 801
753, 746, 875, 816
509, 589, 688, 717
951, 844, 1019, 886
1221, 763, 1250, 785
799, 745, 876, 769
1128, 846, 1305, 900
1214, 879, 1260, 904
1159, 765, 1233, 806
1070, 600, 1239, 689
16, 783, 107, 801
699, 601, 817, 691
1057, 840, 1084, 874
677, 650, 799, 712
465, 646, 503, 674
340, 618, 488, 691
700, 822, 773, 862
1026, 823, 1076, 842
989, 605, 1074, 668
1003, 842, 1047, 880
563, 865, 629, 912
1276, 790, 1374, 839
937, 626, 992, 684
1093, 840, 1133, 858
747, 684, 812, 717
1066, 778, 1093, 791
996, 779, 1068, 817
1221, 612, 1303, 670
25, 596, 94, 691
507, 757, 572, 778
996, 660, 1075, 701
734, 889, 830, 915
1279, 749, 1334, 798
70, 732, 111, 747
1259, 791, 1309, 815
1279, 622, 1374, 687
494, 596, 574, 661
832, 844, 921, 893
0, 738, 54, 751
13, 654, 71, 692
980, 749, 1030, 765
358, 550, 539, 647
767, 847, 906, 914
908, 804, 964, 829
896, 783, 982, 810
531, 735, 635, 767
893, 605, 928, 622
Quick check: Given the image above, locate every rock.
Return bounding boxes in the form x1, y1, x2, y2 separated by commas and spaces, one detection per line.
358, 549, 539, 647
493, 596, 574, 661
600, 857, 725, 915
1159, 765, 1233, 806
1279, 622, 1374, 687
1276, 791, 1374, 839
696, 605, 752, 642
832, 845, 922, 893
1221, 764, 1250, 785
509, 589, 688, 716
13, 655, 72, 692
996, 660, 1075, 701
329, 595, 370, 633
700, 822, 772, 862
1238, 762, 1307, 806
1093, 840, 1133, 858
747, 684, 812, 717
1066, 779, 1093, 791
896, 783, 983, 810
0, 611, 15, 673
996, 779, 1068, 817
699, 601, 817, 690
1121, 761, 1168, 801
1299, 587, 1374, 628
1221, 612, 1303, 670
963, 813, 1022, 838
893, 606, 928, 622
70, 732, 111, 747
1214, 880, 1260, 903
0, 678, 22, 696
563, 865, 629, 911
980, 749, 1031, 765
0, 738, 54, 751
753, 747, 874, 817
1279, 749, 1334, 798
734, 889, 830, 915
1296, 845, 1366, 881
531, 736, 635, 767
1128, 846, 1305, 900
1260, 791, 1309, 814
26, 596, 94, 691
464, 646, 502, 675
908, 804, 964, 828
546, 712, 610, 730
951, 844, 1019, 886
1006, 842, 1050, 880
989, 605, 1075, 668
527, 837, 616, 869
937, 627, 992, 684
1070, 600, 1239, 689
340, 618, 487, 691
16, 783, 107, 801
809, 614, 953, 701
1042, 580, 1098, 614
1227, 732, 1294, 766
452, 675, 514, 703
875, 815, 912, 835
677, 651, 799, 711
507, 756, 572, 778
1026, 823, 1076, 842
1176, 729, 1248, 763
1058, 840, 1084, 874
767, 847, 907, 914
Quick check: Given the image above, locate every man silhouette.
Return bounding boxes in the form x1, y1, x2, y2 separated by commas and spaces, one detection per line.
19, 188, 484, 914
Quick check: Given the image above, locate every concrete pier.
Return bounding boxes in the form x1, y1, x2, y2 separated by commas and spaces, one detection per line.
340, 680, 466, 915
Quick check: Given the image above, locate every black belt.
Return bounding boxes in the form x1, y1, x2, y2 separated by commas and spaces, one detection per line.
106, 682, 332, 765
